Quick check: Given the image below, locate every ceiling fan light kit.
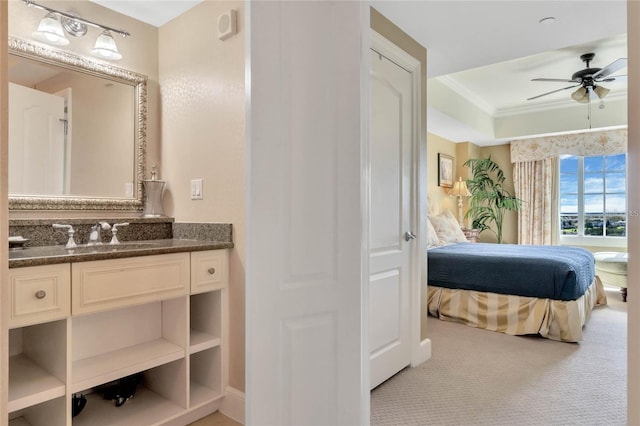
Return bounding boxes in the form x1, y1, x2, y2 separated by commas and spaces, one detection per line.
571, 87, 589, 103
528, 52, 627, 103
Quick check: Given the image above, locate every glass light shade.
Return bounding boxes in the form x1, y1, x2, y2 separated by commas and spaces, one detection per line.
571, 87, 589, 103
594, 85, 610, 99
91, 31, 122, 60
33, 13, 70, 46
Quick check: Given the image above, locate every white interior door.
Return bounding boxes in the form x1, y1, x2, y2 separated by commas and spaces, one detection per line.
369, 45, 415, 389
8, 82, 65, 195
245, 2, 369, 425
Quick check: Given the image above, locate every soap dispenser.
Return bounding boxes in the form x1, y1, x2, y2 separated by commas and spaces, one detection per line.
142, 165, 166, 217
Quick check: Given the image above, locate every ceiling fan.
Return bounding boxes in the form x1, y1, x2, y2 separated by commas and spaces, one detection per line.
527, 53, 627, 103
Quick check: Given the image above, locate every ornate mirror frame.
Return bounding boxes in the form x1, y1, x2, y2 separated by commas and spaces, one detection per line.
8, 36, 147, 211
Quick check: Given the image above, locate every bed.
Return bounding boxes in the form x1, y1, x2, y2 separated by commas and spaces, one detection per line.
426, 211, 606, 343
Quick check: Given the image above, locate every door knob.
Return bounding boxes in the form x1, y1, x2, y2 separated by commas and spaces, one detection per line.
405, 231, 416, 242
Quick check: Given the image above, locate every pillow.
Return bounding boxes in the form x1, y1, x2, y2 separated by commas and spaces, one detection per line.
428, 210, 468, 244
426, 218, 440, 248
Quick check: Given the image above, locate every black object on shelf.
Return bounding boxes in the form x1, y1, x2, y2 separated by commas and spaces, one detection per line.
72, 393, 87, 417
96, 373, 143, 407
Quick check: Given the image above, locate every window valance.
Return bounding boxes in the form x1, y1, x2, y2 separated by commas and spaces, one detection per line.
510, 128, 627, 163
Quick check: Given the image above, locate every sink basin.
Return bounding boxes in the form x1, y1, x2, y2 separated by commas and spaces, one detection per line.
67, 242, 160, 254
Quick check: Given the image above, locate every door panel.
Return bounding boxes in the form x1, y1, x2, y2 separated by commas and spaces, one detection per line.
369, 48, 414, 389
246, 2, 367, 424
8, 82, 65, 195
369, 269, 401, 354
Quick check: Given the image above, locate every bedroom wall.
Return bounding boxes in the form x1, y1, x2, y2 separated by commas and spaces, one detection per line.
477, 144, 517, 244
427, 132, 457, 215
456, 142, 481, 180
427, 134, 517, 244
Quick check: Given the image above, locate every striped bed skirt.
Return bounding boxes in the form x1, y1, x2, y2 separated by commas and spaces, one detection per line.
427, 276, 607, 342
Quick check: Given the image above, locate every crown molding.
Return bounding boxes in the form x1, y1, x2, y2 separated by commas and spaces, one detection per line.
494, 91, 627, 117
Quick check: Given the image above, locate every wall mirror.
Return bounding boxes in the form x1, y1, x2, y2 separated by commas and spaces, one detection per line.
7, 36, 147, 211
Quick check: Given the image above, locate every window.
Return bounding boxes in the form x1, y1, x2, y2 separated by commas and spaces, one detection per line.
560, 154, 626, 241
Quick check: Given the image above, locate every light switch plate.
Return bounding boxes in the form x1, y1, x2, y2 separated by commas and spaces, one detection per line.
191, 179, 203, 200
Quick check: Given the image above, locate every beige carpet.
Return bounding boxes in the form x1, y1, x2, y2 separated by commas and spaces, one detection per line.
371, 287, 627, 426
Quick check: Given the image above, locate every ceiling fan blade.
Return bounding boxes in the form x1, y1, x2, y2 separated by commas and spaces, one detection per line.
592, 58, 628, 79
600, 75, 627, 83
527, 83, 581, 101
531, 78, 579, 83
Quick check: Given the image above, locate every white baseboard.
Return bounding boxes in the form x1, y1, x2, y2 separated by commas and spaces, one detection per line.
220, 386, 245, 424
411, 338, 431, 367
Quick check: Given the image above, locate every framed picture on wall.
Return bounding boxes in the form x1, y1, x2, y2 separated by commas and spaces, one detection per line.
438, 153, 454, 188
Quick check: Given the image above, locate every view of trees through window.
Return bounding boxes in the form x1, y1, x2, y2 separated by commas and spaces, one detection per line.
560, 153, 626, 237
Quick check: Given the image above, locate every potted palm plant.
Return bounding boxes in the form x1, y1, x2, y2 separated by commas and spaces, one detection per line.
464, 156, 521, 244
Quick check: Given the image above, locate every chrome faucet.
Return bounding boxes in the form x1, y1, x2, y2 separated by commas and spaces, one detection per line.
88, 222, 111, 245
52, 224, 77, 249
109, 222, 130, 245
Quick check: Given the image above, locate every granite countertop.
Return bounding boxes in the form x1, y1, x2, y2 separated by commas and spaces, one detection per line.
9, 239, 234, 268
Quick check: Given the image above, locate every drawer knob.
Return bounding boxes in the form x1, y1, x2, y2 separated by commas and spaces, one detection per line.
35, 290, 46, 299
208, 267, 216, 275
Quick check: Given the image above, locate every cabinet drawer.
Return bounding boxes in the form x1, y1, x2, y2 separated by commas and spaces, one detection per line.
9, 264, 71, 328
72, 253, 190, 315
191, 250, 229, 294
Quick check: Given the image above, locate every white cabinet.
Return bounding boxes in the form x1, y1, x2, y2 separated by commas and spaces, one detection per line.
72, 253, 190, 315
190, 250, 229, 294
7, 249, 229, 426
8, 264, 71, 329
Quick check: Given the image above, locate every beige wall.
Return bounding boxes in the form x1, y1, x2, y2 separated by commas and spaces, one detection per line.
426, 132, 458, 215
427, 134, 518, 244
158, 1, 245, 391
7, 0, 160, 217
479, 144, 517, 244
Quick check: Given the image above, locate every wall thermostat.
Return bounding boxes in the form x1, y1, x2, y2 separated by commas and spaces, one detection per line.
217, 10, 237, 41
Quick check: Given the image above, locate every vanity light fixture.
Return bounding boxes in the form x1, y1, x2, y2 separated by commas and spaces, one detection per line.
91, 31, 123, 61
32, 13, 70, 46
23, 0, 130, 61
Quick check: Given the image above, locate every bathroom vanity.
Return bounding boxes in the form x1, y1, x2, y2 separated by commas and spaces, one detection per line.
6, 22, 236, 425
7, 238, 231, 426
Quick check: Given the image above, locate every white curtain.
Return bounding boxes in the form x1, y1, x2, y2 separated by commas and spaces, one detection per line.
513, 157, 558, 245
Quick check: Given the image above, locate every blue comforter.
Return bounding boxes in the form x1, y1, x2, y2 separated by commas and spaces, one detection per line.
427, 243, 595, 301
